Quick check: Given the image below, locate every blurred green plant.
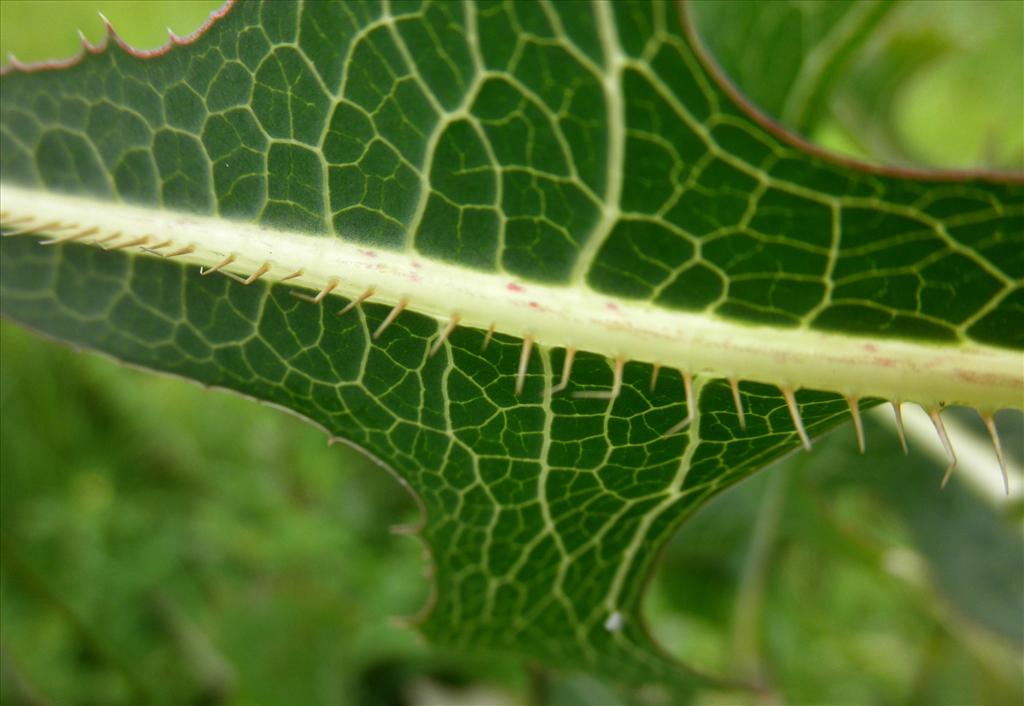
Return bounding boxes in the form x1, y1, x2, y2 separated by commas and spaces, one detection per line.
1, 2, 1021, 705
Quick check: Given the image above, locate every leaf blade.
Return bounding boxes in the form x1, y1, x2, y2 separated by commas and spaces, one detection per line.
1, 0, 1021, 686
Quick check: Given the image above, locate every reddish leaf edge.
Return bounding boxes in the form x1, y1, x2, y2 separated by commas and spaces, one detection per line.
1, 0, 1019, 185
0, 0, 235, 76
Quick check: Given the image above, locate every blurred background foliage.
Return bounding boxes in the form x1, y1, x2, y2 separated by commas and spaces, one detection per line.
1, 2, 1022, 705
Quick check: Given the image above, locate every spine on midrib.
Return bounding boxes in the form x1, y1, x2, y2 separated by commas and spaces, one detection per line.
1, 181, 1020, 410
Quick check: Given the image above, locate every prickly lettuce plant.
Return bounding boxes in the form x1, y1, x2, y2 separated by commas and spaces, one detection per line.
1, 0, 1020, 690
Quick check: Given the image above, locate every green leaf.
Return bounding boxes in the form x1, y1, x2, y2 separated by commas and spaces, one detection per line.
1, 0, 1021, 688
693, 0, 1024, 170
690, 0, 895, 134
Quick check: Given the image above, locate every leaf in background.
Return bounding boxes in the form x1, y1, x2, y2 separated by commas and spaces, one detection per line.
693, 0, 1024, 169
833, 0, 1024, 170
0, 0, 1021, 688
648, 409, 1023, 705
690, 0, 894, 134
688, 4, 1024, 676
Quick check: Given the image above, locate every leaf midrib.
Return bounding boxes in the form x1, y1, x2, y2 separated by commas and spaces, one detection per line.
3, 182, 1019, 411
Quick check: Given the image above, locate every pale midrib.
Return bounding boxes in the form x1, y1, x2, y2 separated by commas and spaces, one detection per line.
3, 182, 1021, 411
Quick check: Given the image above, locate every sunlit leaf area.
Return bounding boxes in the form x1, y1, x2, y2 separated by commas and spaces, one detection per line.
1, 2, 1021, 705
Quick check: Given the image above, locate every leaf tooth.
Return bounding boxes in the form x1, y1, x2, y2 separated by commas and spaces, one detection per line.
337, 287, 375, 316
163, 244, 195, 258
200, 254, 235, 275
729, 378, 746, 430
242, 262, 270, 285
373, 298, 408, 340
97, 232, 124, 246
107, 235, 150, 250
148, 239, 173, 251
216, 270, 249, 285
2, 219, 67, 237
928, 407, 958, 487
481, 323, 495, 351
891, 401, 908, 454
665, 372, 696, 436
312, 279, 338, 303
0, 214, 34, 227
41, 226, 99, 245
574, 355, 626, 400
428, 314, 461, 357
551, 346, 576, 394
979, 411, 1008, 495
388, 522, 421, 537
292, 278, 338, 304
846, 395, 865, 454
515, 335, 535, 396
781, 386, 812, 451
649, 363, 661, 392
280, 269, 304, 282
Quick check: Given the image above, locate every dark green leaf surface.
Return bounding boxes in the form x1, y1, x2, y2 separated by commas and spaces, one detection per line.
2, 1, 1020, 343
0, 234, 862, 685
1, 0, 1021, 685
